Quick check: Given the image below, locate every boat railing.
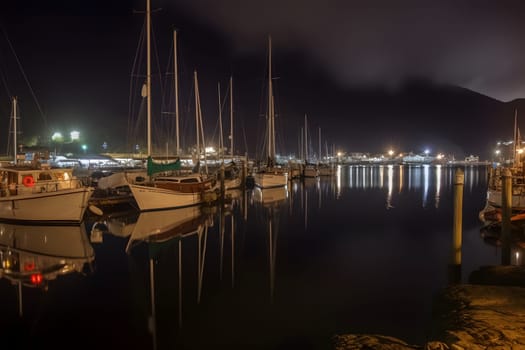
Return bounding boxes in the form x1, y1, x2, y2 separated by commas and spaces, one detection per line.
0, 178, 85, 197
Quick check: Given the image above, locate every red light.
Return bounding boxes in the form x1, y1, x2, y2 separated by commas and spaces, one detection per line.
24, 262, 35, 271
30, 273, 43, 285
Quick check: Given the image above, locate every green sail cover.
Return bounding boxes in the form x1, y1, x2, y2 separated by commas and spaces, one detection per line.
147, 156, 181, 176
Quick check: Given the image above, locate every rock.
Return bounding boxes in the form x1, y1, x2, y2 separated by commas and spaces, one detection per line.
333, 334, 422, 349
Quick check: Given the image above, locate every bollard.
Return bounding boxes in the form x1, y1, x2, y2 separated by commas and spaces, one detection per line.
452, 168, 464, 266
501, 168, 512, 265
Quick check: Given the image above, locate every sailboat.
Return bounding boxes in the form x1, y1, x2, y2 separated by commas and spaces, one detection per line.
317, 127, 336, 176
302, 114, 319, 178
254, 36, 289, 189
0, 97, 94, 223
127, 0, 215, 211
219, 77, 243, 190
480, 109, 525, 223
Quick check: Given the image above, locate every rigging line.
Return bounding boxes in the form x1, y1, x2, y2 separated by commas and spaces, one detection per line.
0, 64, 12, 154
160, 41, 174, 143
209, 81, 230, 150
1, 26, 47, 129
0, 59, 12, 97
127, 24, 146, 151
151, 25, 164, 95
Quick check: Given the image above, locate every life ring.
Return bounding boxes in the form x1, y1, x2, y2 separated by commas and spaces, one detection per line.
22, 175, 35, 187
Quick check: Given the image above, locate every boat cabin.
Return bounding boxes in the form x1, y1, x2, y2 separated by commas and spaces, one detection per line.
0, 167, 80, 197
154, 174, 216, 193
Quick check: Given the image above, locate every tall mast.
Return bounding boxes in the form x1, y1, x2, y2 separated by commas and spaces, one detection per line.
12, 96, 17, 164
194, 71, 200, 162
196, 74, 208, 174
514, 109, 518, 166
318, 127, 321, 162
218, 82, 224, 161
146, 0, 152, 156
229, 76, 233, 158
173, 29, 180, 156
304, 114, 308, 162
267, 36, 275, 163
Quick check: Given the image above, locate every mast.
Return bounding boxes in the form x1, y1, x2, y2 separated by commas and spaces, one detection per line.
194, 71, 209, 174
173, 29, 180, 156
267, 36, 274, 165
229, 76, 233, 158
146, 0, 152, 156
513, 108, 521, 166
218, 82, 224, 161
304, 114, 308, 162
194, 71, 200, 164
12, 96, 17, 164
318, 127, 321, 163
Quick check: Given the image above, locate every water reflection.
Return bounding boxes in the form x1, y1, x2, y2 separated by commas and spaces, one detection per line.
336, 164, 488, 209
0, 222, 94, 315
0, 165, 498, 349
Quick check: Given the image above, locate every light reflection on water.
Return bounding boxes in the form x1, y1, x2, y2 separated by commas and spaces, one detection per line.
0, 164, 515, 350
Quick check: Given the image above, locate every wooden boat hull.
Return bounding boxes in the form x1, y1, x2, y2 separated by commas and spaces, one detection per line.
0, 187, 94, 223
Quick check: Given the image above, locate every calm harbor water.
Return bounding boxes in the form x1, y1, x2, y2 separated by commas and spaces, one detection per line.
0, 164, 506, 349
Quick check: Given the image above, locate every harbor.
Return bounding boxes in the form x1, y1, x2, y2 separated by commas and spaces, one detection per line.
2, 1, 525, 349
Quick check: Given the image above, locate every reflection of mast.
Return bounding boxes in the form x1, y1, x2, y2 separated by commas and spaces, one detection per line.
268, 207, 279, 303
178, 240, 182, 328
148, 258, 157, 350
231, 214, 235, 288
220, 202, 225, 281
304, 188, 308, 230
18, 281, 22, 317
197, 225, 208, 304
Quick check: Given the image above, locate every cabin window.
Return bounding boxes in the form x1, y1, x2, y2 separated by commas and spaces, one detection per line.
38, 172, 53, 181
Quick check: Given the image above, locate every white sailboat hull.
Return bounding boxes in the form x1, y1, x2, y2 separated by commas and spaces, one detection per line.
0, 188, 94, 223
129, 184, 202, 211
254, 171, 288, 188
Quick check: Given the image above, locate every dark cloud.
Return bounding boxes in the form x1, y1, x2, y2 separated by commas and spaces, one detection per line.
168, 0, 525, 101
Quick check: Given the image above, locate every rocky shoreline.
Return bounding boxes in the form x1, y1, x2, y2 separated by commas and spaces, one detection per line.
333, 266, 525, 349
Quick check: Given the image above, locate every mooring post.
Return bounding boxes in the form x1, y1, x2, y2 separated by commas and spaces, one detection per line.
450, 167, 464, 284
452, 167, 464, 265
501, 168, 512, 265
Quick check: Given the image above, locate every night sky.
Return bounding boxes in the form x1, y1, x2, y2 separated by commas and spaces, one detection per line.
1, 0, 525, 159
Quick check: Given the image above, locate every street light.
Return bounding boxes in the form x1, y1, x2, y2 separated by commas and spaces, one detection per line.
51, 132, 63, 157
70, 131, 80, 142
